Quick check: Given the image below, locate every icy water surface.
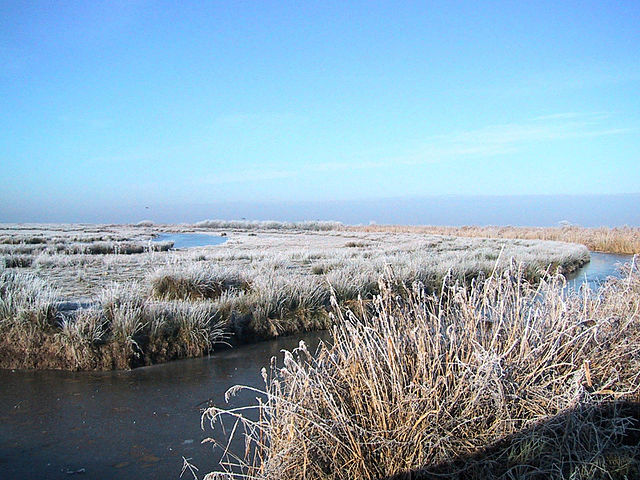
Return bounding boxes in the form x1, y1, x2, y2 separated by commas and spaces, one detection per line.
152, 233, 227, 249
565, 252, 634, 291
0, 332, 327, 479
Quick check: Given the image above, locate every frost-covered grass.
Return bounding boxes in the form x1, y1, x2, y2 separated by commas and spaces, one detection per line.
0, 224, 591, 370
0, 270, 57, 331
193, 219, 343, 231
149, 264, 249, 300
0, 272, 226, 370
204, 261, 640, 480
353, 224, 640, 254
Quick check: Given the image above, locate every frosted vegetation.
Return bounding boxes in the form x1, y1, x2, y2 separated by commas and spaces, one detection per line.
352, 224, 640, 255
205, 262, 640, 479
194, 219, 343, 231
0, 223, 589, 370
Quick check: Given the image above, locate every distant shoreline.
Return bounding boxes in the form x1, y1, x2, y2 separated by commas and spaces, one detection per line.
348, 224, 640, 255
2, 193, 639, 227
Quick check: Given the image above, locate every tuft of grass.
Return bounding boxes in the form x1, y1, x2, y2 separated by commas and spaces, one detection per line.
245, 274, 331, 338
145, 300, 226, 359
204, 260, 640, 480
2, 254, 34, 268
344, 241, 369, 247
0, 270, 57, 330
56, 308, 108, 369
149, 265, 248, 300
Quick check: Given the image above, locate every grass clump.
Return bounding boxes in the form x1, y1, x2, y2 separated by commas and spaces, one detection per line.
0, 270, 57, 330
56, 308, 108, 369
2, 254, 34, 268
0, 273, 227, 370
149, 265, 248, 300
344, 241, 369, 248
204, 260, 640, 480
145, 300, 225, 360
243, 274, 331, 338
0, 270, 61, 368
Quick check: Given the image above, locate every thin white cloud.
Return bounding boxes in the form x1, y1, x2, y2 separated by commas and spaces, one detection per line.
199, 112, 634, 185
202, 161, 387, 185
401, 112, 631, 161
532, 112, 593, 121
204, 168, 299, 185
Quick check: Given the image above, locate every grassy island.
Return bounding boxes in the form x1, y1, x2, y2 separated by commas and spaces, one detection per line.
0, 222, 589, 371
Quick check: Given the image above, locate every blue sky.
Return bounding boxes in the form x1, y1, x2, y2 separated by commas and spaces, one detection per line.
0, 1, 639, 223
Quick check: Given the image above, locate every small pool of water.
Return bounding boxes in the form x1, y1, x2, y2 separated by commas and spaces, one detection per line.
565, 252, 634, 291
152, 233, 227, 249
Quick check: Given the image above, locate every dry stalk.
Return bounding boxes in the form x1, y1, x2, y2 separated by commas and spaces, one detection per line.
203, 260, 640, 479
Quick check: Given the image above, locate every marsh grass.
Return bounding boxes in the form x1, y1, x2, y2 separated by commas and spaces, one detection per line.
244, 274, 332, 338
63, 240, 174, 255
149, 265, 249, 300
0, 235, 47, 245
0, 224, 593, 370
2, 254, 34, 268
0, 224, 172, 257
0, 273, 227, 370
56, 309, 108, 369
353, 225, 640, 255
0, 270, 57, 330
194, 220, 343, 231
203, 259, 640, 480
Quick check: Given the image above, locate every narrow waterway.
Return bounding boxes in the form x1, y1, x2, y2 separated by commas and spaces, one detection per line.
0, 252, 634, 479
0, 332, 327, 479
564, 252, 633, 291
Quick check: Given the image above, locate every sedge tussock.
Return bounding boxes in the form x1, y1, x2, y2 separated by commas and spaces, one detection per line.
149, 265, 248, 301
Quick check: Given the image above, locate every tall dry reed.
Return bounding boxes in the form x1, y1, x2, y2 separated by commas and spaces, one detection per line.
203, 259, 640, 480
